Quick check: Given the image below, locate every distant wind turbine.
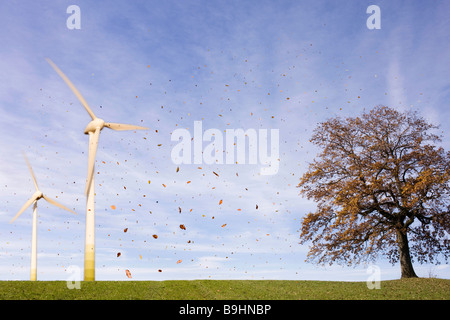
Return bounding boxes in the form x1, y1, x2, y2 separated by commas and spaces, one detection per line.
10, 153, 76, 281
46, 58, 148, 281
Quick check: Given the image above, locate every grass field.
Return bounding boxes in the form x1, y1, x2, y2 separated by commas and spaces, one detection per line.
0, 278, 448, 300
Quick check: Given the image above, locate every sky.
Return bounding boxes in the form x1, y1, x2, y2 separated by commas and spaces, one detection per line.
0, 0, 449, 282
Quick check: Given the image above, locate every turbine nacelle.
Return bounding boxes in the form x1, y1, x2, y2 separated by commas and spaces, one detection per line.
84, 118, 105, 135
33, 190, 44, 201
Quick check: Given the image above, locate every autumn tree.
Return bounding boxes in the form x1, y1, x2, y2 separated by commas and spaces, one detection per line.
298, 106, 450, 278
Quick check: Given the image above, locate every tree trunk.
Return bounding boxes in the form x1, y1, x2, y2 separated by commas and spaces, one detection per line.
396, 229, 418, 278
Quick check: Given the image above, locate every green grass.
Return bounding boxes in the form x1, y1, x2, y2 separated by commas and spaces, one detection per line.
0, 278, 448, 300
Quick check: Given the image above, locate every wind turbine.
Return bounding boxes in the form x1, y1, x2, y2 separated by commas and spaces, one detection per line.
46, 58, 148, 281
10, 153, 76, 281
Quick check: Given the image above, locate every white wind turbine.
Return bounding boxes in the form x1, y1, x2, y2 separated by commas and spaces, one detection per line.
46, 58, 148, 281
10, 153, 76, 281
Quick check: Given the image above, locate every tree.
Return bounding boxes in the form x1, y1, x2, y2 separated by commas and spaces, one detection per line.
298, 106, 450, 278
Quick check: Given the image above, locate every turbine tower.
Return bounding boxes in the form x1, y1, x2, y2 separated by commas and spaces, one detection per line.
46, 58, 148, 281
10, 153, 76, 281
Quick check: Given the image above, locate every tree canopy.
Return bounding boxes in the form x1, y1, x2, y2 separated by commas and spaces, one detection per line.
298, 106, 450, 278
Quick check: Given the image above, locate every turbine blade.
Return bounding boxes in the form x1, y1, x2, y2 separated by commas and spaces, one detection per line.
104, 123, 149, 131
45, 58, 97, 120
43, 195, 76, 215
22, 152, 39, 191
85, 127, 100, 195
10, 194, 38, 223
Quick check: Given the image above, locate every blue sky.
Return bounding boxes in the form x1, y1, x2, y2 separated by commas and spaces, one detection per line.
0, 0, 449, 281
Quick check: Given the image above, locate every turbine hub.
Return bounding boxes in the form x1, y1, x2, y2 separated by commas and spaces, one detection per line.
84, 118, 105, 134
33, 190, 44, 200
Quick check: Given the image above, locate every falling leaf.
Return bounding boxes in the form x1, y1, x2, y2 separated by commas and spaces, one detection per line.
125, 269, 132, 278
139, 254, 142, 259
178, 207, 182, 213
153, 234, 158, 239
124, 228, 128, 233
180, 224, 186, 230
117, 252, 121, 257
213, 171, 219, 177
162, 184, 166, 187
187, 181, 191, 184
177, 260, 182, 264
256, 204, 259, 209
221, 224, 227, 228
111, 205, 116, 210
148, 180, 151, 184
219, 200, 223, 205
176, 167, 179, 172
158, 269, 162, 272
